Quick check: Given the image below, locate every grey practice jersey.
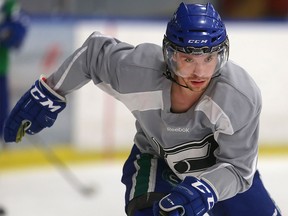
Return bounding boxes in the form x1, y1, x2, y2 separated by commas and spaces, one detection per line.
47, 32, 261, 201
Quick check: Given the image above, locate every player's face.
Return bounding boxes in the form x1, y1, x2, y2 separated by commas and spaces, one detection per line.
173, 52, 218, 92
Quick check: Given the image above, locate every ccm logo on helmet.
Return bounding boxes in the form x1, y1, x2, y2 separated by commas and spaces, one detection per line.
188, 39, 208, 44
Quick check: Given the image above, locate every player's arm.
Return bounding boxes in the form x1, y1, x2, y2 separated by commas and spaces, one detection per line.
4, 76, 66, 142
198, 78, 262, 201
4, 32, 132, 143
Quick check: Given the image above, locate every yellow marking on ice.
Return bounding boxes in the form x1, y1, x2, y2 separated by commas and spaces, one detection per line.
0, 143, 287, 171
0, 144, 129, 172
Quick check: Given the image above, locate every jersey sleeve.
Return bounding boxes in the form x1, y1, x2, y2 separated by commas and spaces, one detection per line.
198, 63, 262, 201
46, 31, 135, 95
45, 31, 163, 158
46, 31, 164, 97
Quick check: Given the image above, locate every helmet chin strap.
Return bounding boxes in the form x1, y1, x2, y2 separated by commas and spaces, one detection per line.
163, 68, 189, 89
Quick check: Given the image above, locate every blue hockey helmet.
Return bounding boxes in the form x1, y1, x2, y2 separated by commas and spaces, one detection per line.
163, 3, 229, 77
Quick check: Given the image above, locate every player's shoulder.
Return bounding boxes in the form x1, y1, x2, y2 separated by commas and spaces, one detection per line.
215, 60, 261, 106
113, 42, 166, 93
89, 32, 164, 71
123, 43, 164, 69
119, 42, 166, 80
206, 61, 262, 127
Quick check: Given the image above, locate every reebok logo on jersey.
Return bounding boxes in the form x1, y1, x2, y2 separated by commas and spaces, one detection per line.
167, 127, 190, 133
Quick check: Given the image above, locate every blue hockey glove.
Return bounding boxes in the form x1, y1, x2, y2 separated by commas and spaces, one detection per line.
4, 76, 66, 143
153, 203, 181, 216
153, 176, 217, 216
134, 208, 177, 216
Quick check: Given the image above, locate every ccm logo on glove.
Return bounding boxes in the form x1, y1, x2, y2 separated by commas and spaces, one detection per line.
191, 180, 216, 209
3, 76, 66, 143
30, 85, 62, 112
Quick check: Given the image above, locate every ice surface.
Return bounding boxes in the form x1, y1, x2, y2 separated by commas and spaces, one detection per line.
0, 157, 287, 216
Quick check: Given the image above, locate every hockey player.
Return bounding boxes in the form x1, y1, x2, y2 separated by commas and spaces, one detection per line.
3, 2, 281, 216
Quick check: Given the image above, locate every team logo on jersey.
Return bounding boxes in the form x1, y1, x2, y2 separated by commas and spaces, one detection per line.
152, 134, 219, 176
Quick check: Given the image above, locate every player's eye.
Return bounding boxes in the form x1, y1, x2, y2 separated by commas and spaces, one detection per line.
205, 54, 216, 62
184, 58, 193, 63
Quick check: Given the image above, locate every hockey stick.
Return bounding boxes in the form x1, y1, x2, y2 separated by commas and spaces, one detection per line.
25, 135, 96, 197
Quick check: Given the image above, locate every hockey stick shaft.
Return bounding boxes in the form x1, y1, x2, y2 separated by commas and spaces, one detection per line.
25, 135, 96, 197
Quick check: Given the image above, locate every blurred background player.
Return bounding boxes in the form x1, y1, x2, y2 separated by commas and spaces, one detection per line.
0, 0, 28, 145
0, 0, 28, 214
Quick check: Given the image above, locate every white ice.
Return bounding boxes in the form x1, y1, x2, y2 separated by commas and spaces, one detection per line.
0, 157, 287, 216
